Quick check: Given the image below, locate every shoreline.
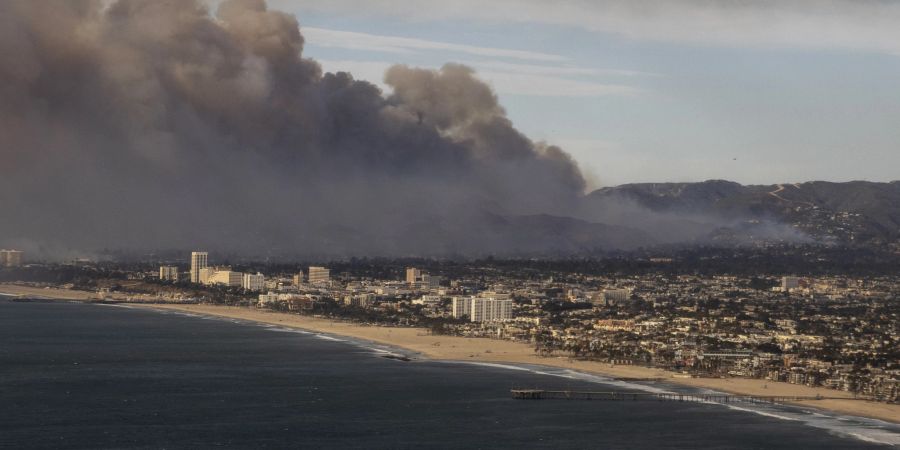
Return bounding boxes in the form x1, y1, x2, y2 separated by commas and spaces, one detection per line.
2, 283, 898, 425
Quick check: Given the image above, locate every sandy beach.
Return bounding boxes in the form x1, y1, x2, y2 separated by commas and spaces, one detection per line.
2, 283, 897, 424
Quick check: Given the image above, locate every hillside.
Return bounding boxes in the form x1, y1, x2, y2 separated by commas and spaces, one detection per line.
585, 180, 900, 248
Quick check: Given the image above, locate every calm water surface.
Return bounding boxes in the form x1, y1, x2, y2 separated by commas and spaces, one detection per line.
0, 300, 896, 449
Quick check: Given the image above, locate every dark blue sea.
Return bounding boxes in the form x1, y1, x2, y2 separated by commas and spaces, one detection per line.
1, 298, 897, 449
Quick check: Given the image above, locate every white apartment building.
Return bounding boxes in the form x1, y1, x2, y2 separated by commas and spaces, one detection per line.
242, 273, 265, 291
452, 295, 512, 322
451, 296, 473, 319
159, 266, 179, 281
190, 251, 208, 283
471, 297, 512, 323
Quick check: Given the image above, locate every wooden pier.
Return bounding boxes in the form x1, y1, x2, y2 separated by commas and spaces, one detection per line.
511, 389, 855, 404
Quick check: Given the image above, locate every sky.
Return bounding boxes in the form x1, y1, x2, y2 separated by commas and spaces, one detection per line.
269, 0, 900, 187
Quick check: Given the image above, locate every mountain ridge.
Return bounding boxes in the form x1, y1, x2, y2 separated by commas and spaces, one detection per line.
584, 179, 900, 248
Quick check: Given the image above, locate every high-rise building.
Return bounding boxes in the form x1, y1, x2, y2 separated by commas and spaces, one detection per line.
471, 297, 512, 323
1, 250, 23, 267
405, 267, 421, 284
451, 296, 473, 319
292, 272, 305, 286
242, 273, 265, 291
453, 295, 512, 322
159, 266, 179, 281
190, 251, 208, 284
308, 266, 330, 284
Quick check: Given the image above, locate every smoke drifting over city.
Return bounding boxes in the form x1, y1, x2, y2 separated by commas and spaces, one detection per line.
0, 0, 800, 259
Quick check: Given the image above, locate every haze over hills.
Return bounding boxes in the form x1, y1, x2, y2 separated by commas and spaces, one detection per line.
583, 179, 900, 249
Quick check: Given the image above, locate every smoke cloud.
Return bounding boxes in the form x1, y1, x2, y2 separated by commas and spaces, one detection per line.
0, 0, 608, 259
0, 0, 804, 260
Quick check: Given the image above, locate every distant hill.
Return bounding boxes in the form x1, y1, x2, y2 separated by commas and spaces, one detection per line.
585, 180, 900, 248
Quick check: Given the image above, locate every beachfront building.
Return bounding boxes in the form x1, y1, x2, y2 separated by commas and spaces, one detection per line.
343, 293, 374, 308
471, 297, 513, 323
206, 270, 243, 287
451, 296, 473, 319
0, 249, 23, 267
190, 251, 208, 283
258, 292, 280, 304
159, 266, 179, 281
198, 267, 215, 285
452, 295, 512, 322
242, 273, 265, 291
308, 266, 330, 284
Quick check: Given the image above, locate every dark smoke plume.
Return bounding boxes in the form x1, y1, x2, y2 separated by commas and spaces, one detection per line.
0, 0, 608, 259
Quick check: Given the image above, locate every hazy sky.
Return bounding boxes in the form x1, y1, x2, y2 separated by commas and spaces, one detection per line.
269, 0, 900, 187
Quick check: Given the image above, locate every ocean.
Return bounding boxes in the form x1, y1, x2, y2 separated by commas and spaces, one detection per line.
1, 299, 897, 449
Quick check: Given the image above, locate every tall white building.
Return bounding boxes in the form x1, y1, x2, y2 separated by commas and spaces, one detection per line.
452, 295, 512, 322
159, 266, 179, 281
242, 273, 265, 291
472, 297, 512, 323
190, 251, 208, 284
308, 266, 330, 284
451, 296, 473, 319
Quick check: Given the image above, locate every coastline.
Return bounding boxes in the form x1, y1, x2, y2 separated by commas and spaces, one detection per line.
2, 283, 898, 425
